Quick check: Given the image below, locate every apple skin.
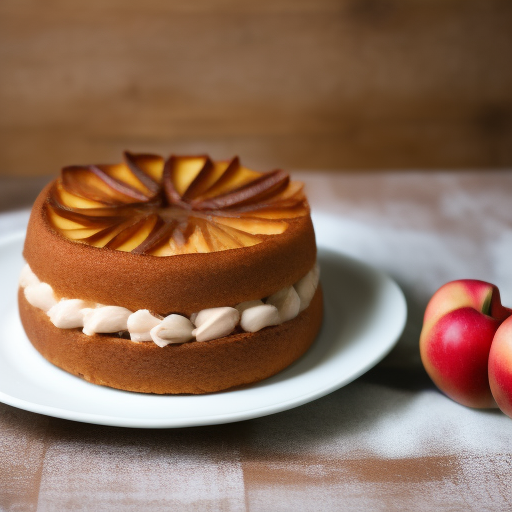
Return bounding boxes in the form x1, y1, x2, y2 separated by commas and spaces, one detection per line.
488, 316, 512, 418
420, 280, 512, 408
421, 307, 500, 407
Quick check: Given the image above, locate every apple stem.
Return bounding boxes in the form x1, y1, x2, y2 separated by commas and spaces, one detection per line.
482, 290, 493, 316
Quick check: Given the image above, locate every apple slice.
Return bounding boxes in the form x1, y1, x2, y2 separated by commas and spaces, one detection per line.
108, 215, 160, 252
238, 203, 308, 219
181, 159, 219, 201
161, 156, 209, 207
182, 159, 233, 200
62, 165, 150, 204
266, 181, 305, 203
59, 226, 107, 240
212, 216, 287, 235
86, 216, 152, 248
210, 222, 261, 247
193, 170, 289, 210
47, 206, 89, 230
132, 220, 175, 255
165, 224, 210, 255
164, 156, 212, 198
203, 222, 242, 252
197, 161, 261, 200
47, 202, 129, 232
149, 243, 174, 257
124, 152, 165, 183
53, 182, 105, 209
100, 163, 156, 197
87, 224, 132, 248
123, 151, 163, 194
187, 224, 211, 253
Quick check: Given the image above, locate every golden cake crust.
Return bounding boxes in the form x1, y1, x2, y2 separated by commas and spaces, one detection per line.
23, 182, 317, 315
19, 286, 323, 394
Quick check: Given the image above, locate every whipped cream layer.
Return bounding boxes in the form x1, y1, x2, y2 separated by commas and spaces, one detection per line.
20, 263, 320, 348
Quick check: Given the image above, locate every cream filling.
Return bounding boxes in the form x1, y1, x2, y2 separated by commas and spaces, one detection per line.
20, 262, 320, 347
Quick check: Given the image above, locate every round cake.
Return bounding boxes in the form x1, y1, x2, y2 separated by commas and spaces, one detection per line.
19, 152, 323, 394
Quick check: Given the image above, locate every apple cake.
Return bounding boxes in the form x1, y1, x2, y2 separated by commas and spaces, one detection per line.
19, 152, 322, 394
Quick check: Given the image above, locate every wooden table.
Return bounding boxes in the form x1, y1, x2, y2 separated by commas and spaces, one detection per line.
1, 171, 511, 511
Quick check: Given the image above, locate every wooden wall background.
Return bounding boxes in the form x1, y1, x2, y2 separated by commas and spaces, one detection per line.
1, 0, 511, 175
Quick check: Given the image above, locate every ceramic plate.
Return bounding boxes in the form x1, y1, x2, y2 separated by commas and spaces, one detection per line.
0, 213, 407, 428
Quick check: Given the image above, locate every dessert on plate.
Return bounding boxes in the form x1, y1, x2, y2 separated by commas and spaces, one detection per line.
19, 152, 322, 394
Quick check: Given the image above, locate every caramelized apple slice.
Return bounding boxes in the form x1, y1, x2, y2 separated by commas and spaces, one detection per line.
238, 204, 308, 219
123, 151, 163, 193
162, 156, 204, 207
164, 156, 212, 200
49, 195, 148, 220
264, 181, 305, 203
202, 222, 241, 252
87, 222, 139, 248
187, 224, 211, 253
107, 215, 160, 252
182, 159, 225, 201
53, 182, 106, 209
145, 222, 210, 255
99, 163, 156, 197
210, 222, 261, 247
167, 236, 182, 255
116, 218, 161, 253
59, 226, 107, 240
132, 220, 177, 255
164, 224, 208, 255
47, 204, 129, 231
182, 159, 233, 200
124, 151, 165, 184
149, 243, 174, 257
62, 166, 150, 204
193, 170, 289, 210
47, 207, 89, 230
197, 161, 261, 200
212, 216, 288, 235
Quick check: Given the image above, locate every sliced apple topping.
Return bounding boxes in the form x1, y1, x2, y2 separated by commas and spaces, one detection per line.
47, 152, 308, 255
61, 165, 150, 204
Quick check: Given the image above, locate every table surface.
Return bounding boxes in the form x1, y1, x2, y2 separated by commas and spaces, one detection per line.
1, 171, 511, 512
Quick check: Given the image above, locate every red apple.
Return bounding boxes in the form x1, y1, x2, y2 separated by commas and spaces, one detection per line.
420, 280, 512, 408
489, 316, 512, 418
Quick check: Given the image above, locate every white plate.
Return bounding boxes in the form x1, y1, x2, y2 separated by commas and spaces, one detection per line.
0, 214, 406, 428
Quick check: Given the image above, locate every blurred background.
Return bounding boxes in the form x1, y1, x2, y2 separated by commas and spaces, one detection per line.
0, 0, 511, 176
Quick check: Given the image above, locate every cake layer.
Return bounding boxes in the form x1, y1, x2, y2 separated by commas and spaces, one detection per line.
19, 286, 323, 394
24, 182, 317, 315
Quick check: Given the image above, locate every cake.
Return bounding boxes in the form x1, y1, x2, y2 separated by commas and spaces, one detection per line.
19, 152, 322, 394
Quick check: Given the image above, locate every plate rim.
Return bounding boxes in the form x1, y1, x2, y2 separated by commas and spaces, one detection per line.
0, 227, 407, 428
